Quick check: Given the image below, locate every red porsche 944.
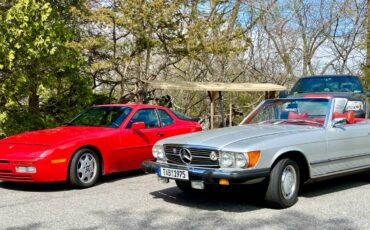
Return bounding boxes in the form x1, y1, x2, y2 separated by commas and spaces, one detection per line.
0, 104, 202, 188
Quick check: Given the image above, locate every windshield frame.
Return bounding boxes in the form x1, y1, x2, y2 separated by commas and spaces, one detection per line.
240, 98, 334, 128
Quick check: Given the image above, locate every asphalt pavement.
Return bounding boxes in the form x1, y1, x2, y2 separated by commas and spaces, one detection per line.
0, 171, 370, 230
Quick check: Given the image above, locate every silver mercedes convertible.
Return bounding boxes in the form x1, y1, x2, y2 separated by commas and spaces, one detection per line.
142, 96, 370, 208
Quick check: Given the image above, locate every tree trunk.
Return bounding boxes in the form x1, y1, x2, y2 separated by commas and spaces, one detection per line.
365, 0, 370, 89
28, 83, 39, 113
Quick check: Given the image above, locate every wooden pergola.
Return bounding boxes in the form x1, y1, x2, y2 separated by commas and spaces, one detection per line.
144, 80, 286, 129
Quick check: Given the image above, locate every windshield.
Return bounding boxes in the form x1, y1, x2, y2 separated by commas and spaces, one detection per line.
66, 106, 132, 128
242, 98, 330, 126
290, 76, 364, 94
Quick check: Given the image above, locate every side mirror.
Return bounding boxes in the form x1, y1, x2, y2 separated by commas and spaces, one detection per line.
131, 122, 145, 130
279, 90, 289, 98
332, 118, 346, 127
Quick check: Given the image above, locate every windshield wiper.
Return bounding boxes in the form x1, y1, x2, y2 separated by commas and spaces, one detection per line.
274, 119, 322, 125
258, 119, 322, 126
258, 119, 284, 124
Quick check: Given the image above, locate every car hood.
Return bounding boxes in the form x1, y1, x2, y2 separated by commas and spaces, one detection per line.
0, 126, 114, 146
158, 124, 319, 149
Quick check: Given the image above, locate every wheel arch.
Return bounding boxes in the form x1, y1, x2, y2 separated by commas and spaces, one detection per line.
271, 150, 311, 183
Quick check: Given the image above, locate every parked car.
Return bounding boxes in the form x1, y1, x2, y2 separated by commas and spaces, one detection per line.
0, 104, 202, 188
142, 96, 370, 208
280, 75, 369, 117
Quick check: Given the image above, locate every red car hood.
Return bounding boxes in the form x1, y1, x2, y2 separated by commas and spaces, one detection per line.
0, 126, 114, 146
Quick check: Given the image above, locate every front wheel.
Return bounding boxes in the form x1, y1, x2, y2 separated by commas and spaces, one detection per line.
265, 158, 300, 208
69, 148, 101, 188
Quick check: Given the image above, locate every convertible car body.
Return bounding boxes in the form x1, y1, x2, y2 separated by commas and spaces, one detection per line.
142, 96, 370, 208
0, 104, 201, 188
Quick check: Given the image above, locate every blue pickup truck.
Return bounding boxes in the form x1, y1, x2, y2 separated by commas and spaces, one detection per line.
280, 75, 369, 118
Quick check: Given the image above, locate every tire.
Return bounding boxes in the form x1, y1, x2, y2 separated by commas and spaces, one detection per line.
69, 148, 101, 188
265, 158, 300, 208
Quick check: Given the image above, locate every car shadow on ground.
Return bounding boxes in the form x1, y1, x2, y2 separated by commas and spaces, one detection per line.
0, 181, 70, 192
150, 172, 370, 212
0, 169, 146, 192
300, 172, 370, 198
100, 169, 145, 184
89, 208, 356, 230
151, 183, 269, 212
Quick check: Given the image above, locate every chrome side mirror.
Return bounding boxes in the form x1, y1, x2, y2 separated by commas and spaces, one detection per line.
332, 118, 346, 127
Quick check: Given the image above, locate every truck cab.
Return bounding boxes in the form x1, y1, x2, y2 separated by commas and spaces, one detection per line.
281, 75, 369, 118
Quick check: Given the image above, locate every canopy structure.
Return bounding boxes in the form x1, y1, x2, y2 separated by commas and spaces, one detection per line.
144, 80, 286, 92
144, 80, 286, 129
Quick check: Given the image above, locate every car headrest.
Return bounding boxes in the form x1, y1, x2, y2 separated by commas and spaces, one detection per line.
332, 111, 355, 124
345, 111, 355, 124
288, 112, 308, 119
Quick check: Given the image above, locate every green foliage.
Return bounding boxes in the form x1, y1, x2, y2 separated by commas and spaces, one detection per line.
0, 0, 367, 133
0, 0, 93, 136
70, 0, 250, 104
0, 0, 54, 69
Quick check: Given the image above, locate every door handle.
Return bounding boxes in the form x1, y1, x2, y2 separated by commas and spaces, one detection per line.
156, 132, 165, 137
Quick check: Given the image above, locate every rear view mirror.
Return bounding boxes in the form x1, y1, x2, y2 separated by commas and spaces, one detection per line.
279, 90, 289, 98
131, 122, 145, 130
332, 118, 346, 127
286, 103, 298, 109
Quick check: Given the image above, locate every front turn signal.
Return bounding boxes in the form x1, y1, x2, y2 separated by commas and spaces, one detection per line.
247, 151, 261, 168
51, 159, 67, 164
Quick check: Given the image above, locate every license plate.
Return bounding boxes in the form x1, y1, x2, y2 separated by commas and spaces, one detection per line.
158, 167, 189, 180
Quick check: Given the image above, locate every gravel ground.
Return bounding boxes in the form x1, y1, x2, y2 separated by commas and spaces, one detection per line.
0, 171, 369, 230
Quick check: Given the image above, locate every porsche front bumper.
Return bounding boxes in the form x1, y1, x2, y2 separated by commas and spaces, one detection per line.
0, 159, 67, 183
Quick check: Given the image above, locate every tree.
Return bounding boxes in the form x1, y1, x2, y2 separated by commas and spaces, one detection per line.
72, 0, 251, 104
365, 0, 370, 89
0, 0, 92, 135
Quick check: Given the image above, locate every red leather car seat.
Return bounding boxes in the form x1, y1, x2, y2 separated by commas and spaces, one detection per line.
332, 111, 355, 124
288, 112, 309, 119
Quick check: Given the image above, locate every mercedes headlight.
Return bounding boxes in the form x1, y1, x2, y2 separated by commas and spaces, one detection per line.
152, 145, 165, 160
220, 151, 258, 168
235, 153, 248, 168
220, 152, 234, 167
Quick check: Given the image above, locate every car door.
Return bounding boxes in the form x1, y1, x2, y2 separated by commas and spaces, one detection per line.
325, 121, 370, 175
118, 108, 163, 170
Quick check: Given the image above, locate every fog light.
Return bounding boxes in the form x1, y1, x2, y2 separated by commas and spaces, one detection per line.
15, 166, 36, 173
191, 180, 205, 190
219, 179, 230, 186
157, 176, 169, 183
